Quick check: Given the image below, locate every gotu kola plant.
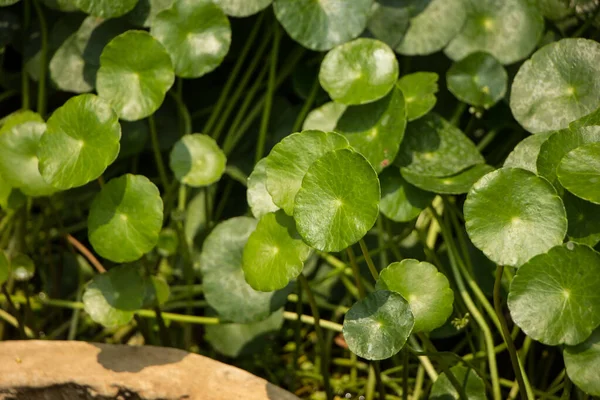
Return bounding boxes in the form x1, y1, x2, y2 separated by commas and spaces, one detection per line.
0, 0, 600, 399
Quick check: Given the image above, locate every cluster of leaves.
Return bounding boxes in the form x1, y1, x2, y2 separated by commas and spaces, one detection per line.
1, 0, 600, 399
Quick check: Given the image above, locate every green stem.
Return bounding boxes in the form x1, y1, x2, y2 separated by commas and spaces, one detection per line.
450, 102, 467, 126
346, 247, 367, 298
297, 273, 333, 400
203, 13, 265, 135
21, 0, 31, 110
359, 238, 379, 281
169, 89, 192, 136
494, 265, 532, 400
255, 21, 280, 164
402, 349, 409, 400
291, 72, 321, 133
32, 0, 48, 116
148, 115, 169, 190
373, 361, 386, 400
1, 284, 26, 339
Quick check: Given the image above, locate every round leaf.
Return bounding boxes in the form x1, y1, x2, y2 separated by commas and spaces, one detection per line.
564, 327, 600, 396
11, 253, 35, 282
402, 164, 495, 195
143, 276, 170, 306
510, 39, 600, 133
465, 168, 567, 267
88, 174, 164, 263
395, 0, 466, 56
151, 0, 231, 78
302, 102, 347, 132
557, 142, 600, 205
127, 0, 175, 27
379, 167, 434, 222
75, 0, 138, 18
563, 191, 600, 247
396, 113, 484, 177
169, 134, 226, 187
214, 0, 272, 17
205, 309, 284, 358
82, 264, 146, 328
447, 52, 507, 109
396, 72, 438, 121
97, 30, 175, 121
294, 149, 380, 252
319, 38, 399, 106
242, 211, 311, 292
366, 2, 410, 49
201, 217, 288, 323
0, 174, 25, 211
503, 132, 552, 174
335, 86, 407, 172
377, 259, 453, 332
0, 251, 9, 286
265, 130, 349, 215
430, 365, 486, 400
0, 111, 57, 197
508, 243, 600, 346
273, 0, 372, 51
38, 94, 121, 190
343, 290, 414, 360
247, 158, 279, 219
444, 0, 544, 65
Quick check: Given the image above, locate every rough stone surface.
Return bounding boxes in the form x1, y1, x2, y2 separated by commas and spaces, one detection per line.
0, 341, 299, 400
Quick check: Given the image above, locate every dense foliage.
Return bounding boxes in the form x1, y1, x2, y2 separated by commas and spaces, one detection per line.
1, 0, 600, 399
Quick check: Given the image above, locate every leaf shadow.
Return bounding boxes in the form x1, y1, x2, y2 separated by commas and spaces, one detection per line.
94, 343, 186, 373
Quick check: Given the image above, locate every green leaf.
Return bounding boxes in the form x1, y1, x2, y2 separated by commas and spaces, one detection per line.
242, 211, 311, 292
510, 39, 600, 133
503, 132, 552, 174
396, 72, 438, 121
335, 86, 407, 172
537, 127, 600, 191
205, 309, 284, 358
319, 38, 399, 106
0, 251, 9, 286
557, 142, 600, 205
402, 164, 495, 195
508, 243, 600, 346
563, 191, 600, 247
379, 167, 434, 222
38, 94, 121, 190
464, 168, 567, 267
366, 2, 410, 49
430, 365, 486, 400
151, 0, 231, 78
273, 0, 372, 51
214, 0, 272, 17
83, 264, 146, 328
445, 0, 544, 65
11, 253, 35, 281
127, 0, 175, 27
97, 30, 175, 121
265, 130, 349, 215
294, 149, 380, 252
302, 102, 347, 132
169, 134, 227, 187
201, 217, 288, 323
247, 158, 279, 219
0, 0, 20, 6
156, 228, 179, 257
447, 52, 507, 109
396, 0, 466, 56
75, 0, 139, 18
396, 113, 484, 177
142, 276, 170, 306
377, 259, 453, 332
88, 174, 164, 263
0, 111, 57, 197
80, 17, 133, 67
41, 0, 78, 11
564, 326, 600, 396
343, 290, 414, 360
0, 174, 25, 211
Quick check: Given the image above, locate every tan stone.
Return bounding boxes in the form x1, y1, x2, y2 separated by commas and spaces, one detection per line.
0, 340, 299, 400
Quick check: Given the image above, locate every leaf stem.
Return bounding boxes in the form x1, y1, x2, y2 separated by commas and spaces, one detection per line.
255, 20, 280, 164
1, 284, 27, 338
148, 115, 170, 190
169, 88, 192, 137
494, 265, 531, 400
66, 234, 106, 274
359, 239, 379, 281
203, 13, 265, 135
291, 72, 321, 133
32, 0, 47, 117
21, 0, 31, 110
297, 273, 333, 400
346, 247, 366, 298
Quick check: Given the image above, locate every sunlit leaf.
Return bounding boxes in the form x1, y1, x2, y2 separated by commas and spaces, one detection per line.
396, 72, 438, 121
75, 0, 139, 18
508, 243, 600, 345
88, 174, 164, 263
302, 102, 347, 132
169, 134, 227, 187
503, 132, 552, 174
247, 158, 279, 219
294, 149, 380, 252
557, 142, 600, 204
214, 0, 272, 17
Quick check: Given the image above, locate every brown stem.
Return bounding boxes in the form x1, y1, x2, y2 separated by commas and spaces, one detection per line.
66, 234, 106, 274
